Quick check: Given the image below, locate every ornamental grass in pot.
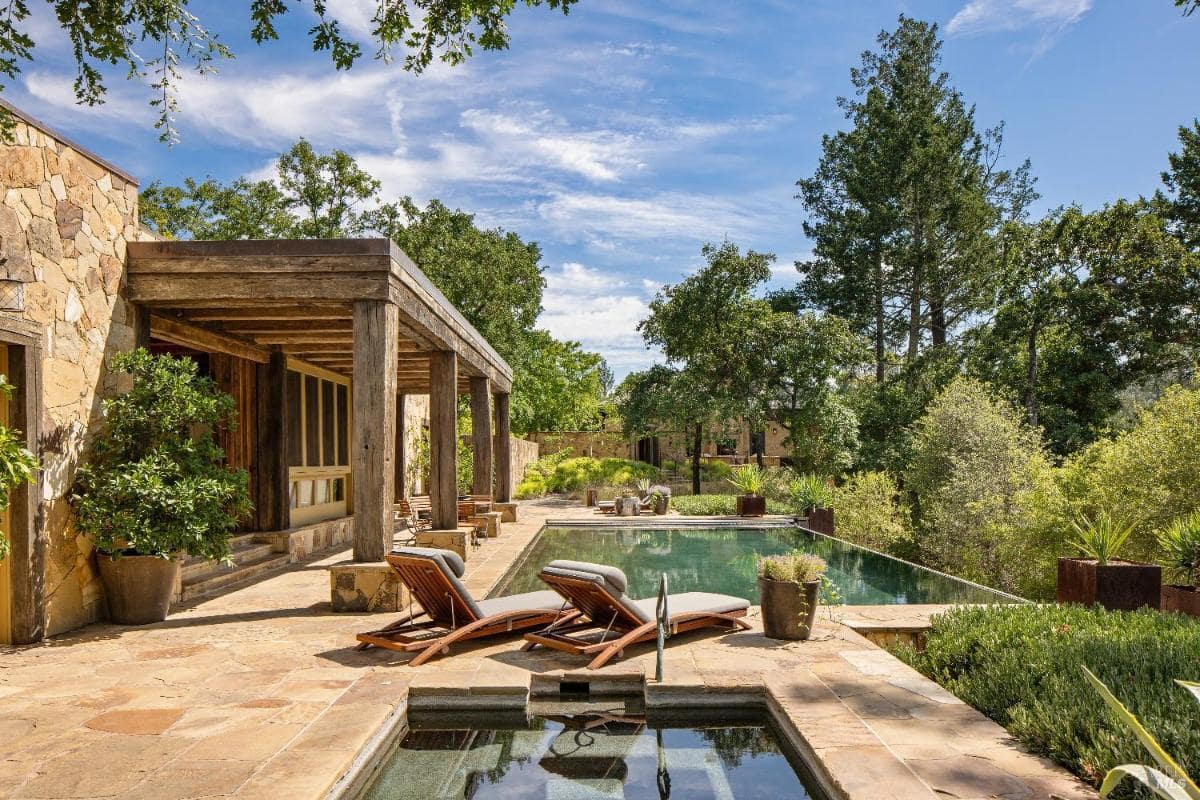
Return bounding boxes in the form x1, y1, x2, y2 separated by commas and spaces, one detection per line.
789, 474, 835, 534
1158, 511, 1200, 617
1056, 511, 1161, 612
72, 350, 252, 625
758, 551, 826, 641
730, 464, 767, 517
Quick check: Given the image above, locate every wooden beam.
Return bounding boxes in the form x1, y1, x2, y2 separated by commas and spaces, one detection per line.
150, 313, 271, 364
219, 320, 353, 334
182, 307, 352, 322
252, 333, 354, 345
395, 393, 407, 501
429, 351, 458, 531
352, 300, 399, 562
494, 392, 512, 503
255, 351, 290, 532
470, 377, 492, 497
133, 305, 151, 350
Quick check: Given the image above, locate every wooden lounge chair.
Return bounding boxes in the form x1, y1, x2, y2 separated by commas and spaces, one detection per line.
522, 560, 751, 669
396, 498, 432, 532
356, 547, 578, 665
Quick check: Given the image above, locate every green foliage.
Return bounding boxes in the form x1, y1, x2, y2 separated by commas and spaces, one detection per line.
898, 605, 1200, 795
514, 452, 658, 498
71, 350, 251, 561
0, 0, 576, 143
671, 494, 786, 516
906, 376, 1061, 597
1158, 119, 1200, 250
1069, 511, 1135, 566
0, 377, 37, 561
728, 464, 768, 496
1157, 511, 1200, 588
661, 458, 733, 482
456, 437, 472, 495
788, 473, 834, 512
829, 471, 913, 556
1059, 385, 1200, 562
758, 551, 827, 584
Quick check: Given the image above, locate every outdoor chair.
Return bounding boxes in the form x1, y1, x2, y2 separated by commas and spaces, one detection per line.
356, 547, 580, 665
458, 501, 488, 546
522, 560, 751, 669
396, 498, 432, 532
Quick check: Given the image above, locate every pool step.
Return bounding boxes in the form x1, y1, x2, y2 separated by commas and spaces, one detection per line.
178, 534, 292, 603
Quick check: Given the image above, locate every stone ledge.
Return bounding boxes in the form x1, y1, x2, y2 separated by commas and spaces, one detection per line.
495, 501, 518, 523
329, 561, 409, 613
414, 528, 475, 560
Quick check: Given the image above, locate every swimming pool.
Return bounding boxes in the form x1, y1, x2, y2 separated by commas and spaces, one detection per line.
494, 525, 1019, 605
359, 705, 827, 799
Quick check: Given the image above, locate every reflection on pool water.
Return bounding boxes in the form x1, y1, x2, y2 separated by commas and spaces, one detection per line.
495, 526, 1018, 605
359, 706, 827, 799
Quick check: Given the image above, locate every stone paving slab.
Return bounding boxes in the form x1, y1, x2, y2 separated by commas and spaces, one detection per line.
0, 498, 1095, 800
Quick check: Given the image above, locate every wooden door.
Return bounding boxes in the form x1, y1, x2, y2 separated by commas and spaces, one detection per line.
0, 344, 11, 645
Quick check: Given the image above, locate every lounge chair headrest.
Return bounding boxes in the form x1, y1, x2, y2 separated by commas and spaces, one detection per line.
393, 546, 466, 578
544, 560, 628, 593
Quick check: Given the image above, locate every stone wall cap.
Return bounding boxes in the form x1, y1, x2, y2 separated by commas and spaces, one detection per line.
0, 98, 139, 186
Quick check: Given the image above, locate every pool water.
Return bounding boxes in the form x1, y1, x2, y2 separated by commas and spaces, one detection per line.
360, 706, 827, 799
495, 527, 1017, 605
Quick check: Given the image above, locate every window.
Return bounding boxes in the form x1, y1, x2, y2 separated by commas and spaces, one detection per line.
285, 361, 352, 524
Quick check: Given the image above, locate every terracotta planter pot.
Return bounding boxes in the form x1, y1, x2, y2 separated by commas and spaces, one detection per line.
1056, 557, 1161, 611
614, 496, 640, 517
759, 577, 819, 640
1162, 585, 1200, 617
805, 507, 835, 535
736, 495, 766, 517
97, 553, 180, 625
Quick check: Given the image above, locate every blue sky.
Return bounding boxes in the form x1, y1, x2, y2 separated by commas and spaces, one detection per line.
7, 0, 1199, 376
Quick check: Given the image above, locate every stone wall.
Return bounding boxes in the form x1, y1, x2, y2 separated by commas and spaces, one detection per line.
0, 111, 140, 635
507, 436, 539, 495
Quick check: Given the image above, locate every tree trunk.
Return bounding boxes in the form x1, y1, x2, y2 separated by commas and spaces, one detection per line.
929, 297, 947, 348
1025, 317, 1040, 427
873, 247, 886, 382
906, 274, 922, 366
692, 422, 702, 496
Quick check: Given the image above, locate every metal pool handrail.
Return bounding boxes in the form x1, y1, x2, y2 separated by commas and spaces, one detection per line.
655, 573, 669, 682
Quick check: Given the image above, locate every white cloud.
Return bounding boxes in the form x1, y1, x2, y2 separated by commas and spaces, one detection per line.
946, 0, 1092, 42
539, 262, 657, 372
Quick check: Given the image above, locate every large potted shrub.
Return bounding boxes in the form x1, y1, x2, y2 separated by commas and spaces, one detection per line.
790, 474, 834, 534
1158, 511, 1200, 617
1057, 511, 1161, 611
758, 551, 826, 640
72, 350, 251, 625
730, 464, 767, 516
0, 377, 39, 562
648, 484, 671, 515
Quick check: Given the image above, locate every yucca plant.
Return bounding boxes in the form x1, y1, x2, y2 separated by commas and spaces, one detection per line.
789, 473, 833, 512
1082, 666, 1200, 799
1069, 511, 1136, 566
1158, 511, 1200, 589
728, 464, 767, 497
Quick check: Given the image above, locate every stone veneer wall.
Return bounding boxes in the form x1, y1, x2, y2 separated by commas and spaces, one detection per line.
0, 112, 139, 635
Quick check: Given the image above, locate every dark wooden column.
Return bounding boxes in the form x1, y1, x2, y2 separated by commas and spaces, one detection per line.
351, 300, 399, 562
469, 377, 492, 497
494, 392, 512, 503
429, 351, 458, 530
132, 305, 151, 350
254, 350, 290, 532
7, 341, 43, 644
394, 393, 407, 501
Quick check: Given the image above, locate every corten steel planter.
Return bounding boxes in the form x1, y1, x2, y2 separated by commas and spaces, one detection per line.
806, 507, 835, 535
98, 553, 181, 625
1161, 585, 1200, 617
614, 496, 640, 517
759, 578, 820, 640
585, 489, 598, 507
736, 495, 766, 517
1056, 557, 1161, 611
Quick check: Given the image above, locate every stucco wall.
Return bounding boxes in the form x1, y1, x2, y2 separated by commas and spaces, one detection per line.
0, 114, 139, 635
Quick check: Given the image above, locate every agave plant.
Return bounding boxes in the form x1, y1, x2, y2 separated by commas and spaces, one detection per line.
1082, 666, 1200, 799
1157, 511, 1200, 589
1069, 511, 1135, 566
728, 464, 767, 496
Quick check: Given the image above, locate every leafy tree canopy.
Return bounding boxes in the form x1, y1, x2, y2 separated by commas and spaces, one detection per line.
0, 0, 578, 141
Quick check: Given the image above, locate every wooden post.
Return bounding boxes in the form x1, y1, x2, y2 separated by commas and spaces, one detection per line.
132, 305, 151, 350
7, 343, 42, 644
494, 392, 512, 503
352, 300, 399, 562
469, 377, 492, 497
255, 350, 290, 532
394, 393, 407, 501
429, 351, 458, 530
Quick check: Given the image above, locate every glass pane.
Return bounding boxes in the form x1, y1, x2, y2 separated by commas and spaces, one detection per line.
298, 479, 313, 507
322, 380, 336, 467
286, 371, 302, 467
314, 479, 328, 505
336, 384, 349, 465
304, 375, 320, 467
290, 481, 299, 509
332, 477, 344, 501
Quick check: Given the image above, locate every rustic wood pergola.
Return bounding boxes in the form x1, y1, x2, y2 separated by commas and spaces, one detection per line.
125, 239, 513, 563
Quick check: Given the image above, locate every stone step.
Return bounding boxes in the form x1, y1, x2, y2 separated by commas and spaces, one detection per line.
181, 541, 278, 581
178, 552, 293, 603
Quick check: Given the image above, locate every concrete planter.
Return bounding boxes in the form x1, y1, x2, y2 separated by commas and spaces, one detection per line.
759, 577, 819, 640
97, 553, 181, 625
1056, 557, 1161, 611
736, 495, 766, 517
614, 496, 640, 517
1162, 585, 1200, 617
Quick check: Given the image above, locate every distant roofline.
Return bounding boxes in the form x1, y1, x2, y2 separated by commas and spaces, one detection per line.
0, 98, 139, 186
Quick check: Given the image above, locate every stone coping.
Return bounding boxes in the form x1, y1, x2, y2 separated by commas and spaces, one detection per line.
0, 498, 1093, 800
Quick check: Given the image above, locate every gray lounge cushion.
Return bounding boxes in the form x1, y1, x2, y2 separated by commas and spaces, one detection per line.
540, 562, 650, 624
545, 560, 628, 592
633, 592, 749, 618
391, 546, 482, 618
476, 590, 568, 617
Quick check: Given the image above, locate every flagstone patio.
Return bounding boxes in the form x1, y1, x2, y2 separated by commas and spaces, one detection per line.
0, 499, 1094, 800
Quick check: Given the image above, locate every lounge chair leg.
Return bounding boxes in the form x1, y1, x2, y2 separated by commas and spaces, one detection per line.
587, 621, 657, 669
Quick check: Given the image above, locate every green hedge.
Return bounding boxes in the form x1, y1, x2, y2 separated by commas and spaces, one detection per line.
672, 494, 786, 516
897, 605, 1200, 795
516, 453, 659, 498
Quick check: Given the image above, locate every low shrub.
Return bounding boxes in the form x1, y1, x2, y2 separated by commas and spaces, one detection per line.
672, 494, 785, 516
515, 451, 659, 498
661, 458, 734, 482
830, 471, 915, 558
897, 604, 1200, 796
